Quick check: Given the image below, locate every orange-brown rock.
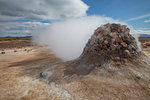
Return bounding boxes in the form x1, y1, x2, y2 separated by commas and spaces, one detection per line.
66, 23, 140, 75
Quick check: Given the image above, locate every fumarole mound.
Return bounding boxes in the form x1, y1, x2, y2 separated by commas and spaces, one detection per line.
83, 23, 139, 59
65, 23, 141, 75
39, 23, 150, 100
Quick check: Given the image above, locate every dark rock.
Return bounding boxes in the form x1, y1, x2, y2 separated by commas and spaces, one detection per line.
1, 52, 5, 54
14, 50, 17, 52
136, 75, 141, 79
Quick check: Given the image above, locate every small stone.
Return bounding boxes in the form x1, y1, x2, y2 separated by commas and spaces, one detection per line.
128, 44, 132, 50
111, 38, 115, 43
136, 75, 141, 79
95, 29, 101, 35
14, 50, 17, 52
102, 45, 107, 50
99, 37, 104, 44
90, 39, 95, 45
121, 42, 127, 48
124, 50, 131, 57
1, 52, 5, 54
130, 44, 136, 50
107, 38, 112, 44
91, 35, 97, 39
116, 35, 122, 43
98, 33, 103, 38
117, 45, 122, 49
111, 24, 121, 32
111, 44, 117, 50
121, 25, 127, 33
114, 57, 120, 61
120, 33, 124, 38
118, 35, 121, 39
103, 31, 109, 36
109, 32, 118, 38
95, 27, 103, 34
104, 40, 109, 45
94, 45, 101, 51
136, 76, 141, 79
94, 40, 97, 44
124, 37, 131, 44
105, 23, 111, 30
99, 40, 103, 44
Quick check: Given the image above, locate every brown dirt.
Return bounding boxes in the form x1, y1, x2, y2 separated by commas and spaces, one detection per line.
0, 37, 33, 49
0, 37, 150, 100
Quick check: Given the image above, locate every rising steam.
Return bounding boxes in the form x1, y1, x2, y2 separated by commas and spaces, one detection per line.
32, 16, 126, 61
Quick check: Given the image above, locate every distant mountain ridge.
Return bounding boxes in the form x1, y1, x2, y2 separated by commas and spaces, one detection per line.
0, 36, 32, 38
139, 34, 150, 37
0, 34, 150, 38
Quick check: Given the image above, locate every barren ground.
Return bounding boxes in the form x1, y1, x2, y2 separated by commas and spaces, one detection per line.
0, 37, 150, 100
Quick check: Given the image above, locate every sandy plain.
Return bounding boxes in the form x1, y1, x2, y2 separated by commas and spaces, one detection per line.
0, 37, 150, 100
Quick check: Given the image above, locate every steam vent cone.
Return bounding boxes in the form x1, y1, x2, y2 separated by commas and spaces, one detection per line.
39, 23, 150, 99
66, 23, 141, 75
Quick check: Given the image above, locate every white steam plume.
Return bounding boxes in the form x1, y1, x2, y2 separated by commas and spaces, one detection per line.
130, 28, 142, 51
32, 16, 126, 61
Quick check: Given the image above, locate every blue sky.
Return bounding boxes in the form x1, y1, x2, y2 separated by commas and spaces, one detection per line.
83, 0, 150, 29
0, 0, 150, 37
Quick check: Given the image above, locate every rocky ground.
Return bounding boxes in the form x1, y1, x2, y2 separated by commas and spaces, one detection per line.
0, 35, 150, 100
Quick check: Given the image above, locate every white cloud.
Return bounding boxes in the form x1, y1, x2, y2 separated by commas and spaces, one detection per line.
0, 0, 88, 20
126, 13, 150, 22
132, 29, 150, 35
0, 21, 50, 37
144, 20, 150, 23
0, 0, 89, 36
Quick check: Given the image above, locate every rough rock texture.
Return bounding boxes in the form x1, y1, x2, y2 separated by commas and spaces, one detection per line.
38, 23, 150, 100
65, 23, 141, 75
83, 23, 139, 59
